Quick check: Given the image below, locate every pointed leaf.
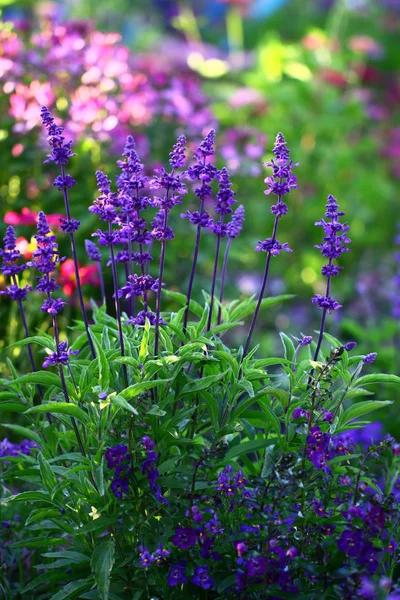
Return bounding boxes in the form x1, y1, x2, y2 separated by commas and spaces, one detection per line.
25, 403, 89, 425
179, 369, 229, 396
225, 438, 275, 460
49, 579, 91, 600
91, 539, 115, 600
119, 379, 171, 400
340, 400, 393, 426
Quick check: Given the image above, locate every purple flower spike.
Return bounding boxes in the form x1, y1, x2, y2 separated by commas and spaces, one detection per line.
226, 205, 245, 239
300, 335, 313, 346
207, 167, 237, 331
183, 129, 219, 333
1, 227, 26, 279
169, 134, 187, 168
243, 133, 297, 358
40, 106, 76, 166
310, 195, 350, 369
217, 205, 246, 325
214, 167, 236, 216
85, 240, 102, 262
1, 227, 45, 401
344, 341, 357, 351
41, 106, 95, 359
363, 352, 377, 364
194, 128, 216, 159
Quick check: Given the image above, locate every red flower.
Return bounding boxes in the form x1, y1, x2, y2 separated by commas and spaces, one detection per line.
59, 259, 99, 296
319, 69, 348, 89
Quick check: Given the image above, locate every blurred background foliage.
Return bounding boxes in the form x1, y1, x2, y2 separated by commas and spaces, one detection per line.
0, 0, 399, 397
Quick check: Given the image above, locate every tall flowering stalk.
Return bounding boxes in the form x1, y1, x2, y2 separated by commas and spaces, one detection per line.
150, 135, 187, 355
116, 137, 154, 327
217, 204, 245, 325
84, 240, 106, 305
29, 212, 86, 448
40, 107, 95, 359
115, 136, 149, 319
243, 133, 298, 358
206, 167, 236, 331
0, 226, 44, 401
182, 130, 217, 333
90, 171, 128, 387
311, 194, 351, 365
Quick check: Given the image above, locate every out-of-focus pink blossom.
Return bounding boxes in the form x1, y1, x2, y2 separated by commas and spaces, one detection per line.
348, 35, 384, 59
228, 87, 266, 111
4, 207, 63, 228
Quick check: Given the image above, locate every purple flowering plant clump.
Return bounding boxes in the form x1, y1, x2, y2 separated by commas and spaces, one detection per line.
1, 110, 400, 599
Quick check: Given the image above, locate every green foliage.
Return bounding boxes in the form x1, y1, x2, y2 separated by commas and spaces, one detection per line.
1, 294, 400, 598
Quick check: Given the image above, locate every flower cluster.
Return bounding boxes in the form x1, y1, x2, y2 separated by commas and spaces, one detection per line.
2, 20, 214, 153
312, 194, 351, 312
226, 204, 245, 239
254, 132, 298, 256
105, 445, 132, 498
42, 341, 79, 369
29, 212, 65, 315
0, 226, 32, 301
243, 132, 298, 356
105, 437, 168, 504
181, 129, 218, 228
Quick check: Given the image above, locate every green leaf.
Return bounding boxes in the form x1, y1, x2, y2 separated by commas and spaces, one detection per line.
42, 551, 90, 562
230, 294, 294, 320
91, 539, 115, 600
13, 535, 65, 548
25, 508, 61, 526
179, 369, 229, 396
201, 390, 220, 430
354, 374, 400, 387
238, 380, 255, 398
49, 579, 91, 600
25, 403, 89, 425
119, 379, 171, 400
279, 332, 296, 362
110, 394, 138, 415
92, 334, 110, 391
72, 517, 117, 536
20, 572, 67, 594
38, 452, 58, 493
340, 400, 393, 425
164, 290, 203, 317
139, 317, 150, 362
1, 424, 42, 445
10, 335, 55, 351
8, 491, 53, 504
147, 405, 167, 416
14, 371, 64, 389
225, 438, 275, 460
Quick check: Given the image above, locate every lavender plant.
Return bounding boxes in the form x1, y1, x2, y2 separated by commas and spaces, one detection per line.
1, 119, 400, 600
40, 107, 96, 360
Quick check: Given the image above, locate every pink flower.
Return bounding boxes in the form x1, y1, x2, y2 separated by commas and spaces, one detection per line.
4, 208, 63, 229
